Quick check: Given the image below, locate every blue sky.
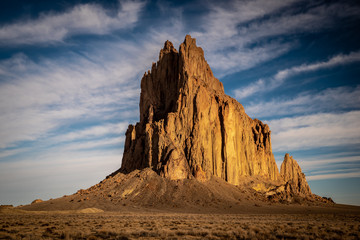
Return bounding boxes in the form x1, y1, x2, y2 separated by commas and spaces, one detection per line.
0, 0, 359, 206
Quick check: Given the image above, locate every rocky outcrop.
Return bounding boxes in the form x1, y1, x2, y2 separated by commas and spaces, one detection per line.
31, 199, 43, 204
120, 35, 280, 184
280, 153, 311, 196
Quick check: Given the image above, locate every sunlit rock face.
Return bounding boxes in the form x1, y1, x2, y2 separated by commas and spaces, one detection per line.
280, 153, 312, 196
120, 35, 280, 184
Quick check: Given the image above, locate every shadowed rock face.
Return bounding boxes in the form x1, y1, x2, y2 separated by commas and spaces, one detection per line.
120, 35, 280, 184
281, 153, 312, 196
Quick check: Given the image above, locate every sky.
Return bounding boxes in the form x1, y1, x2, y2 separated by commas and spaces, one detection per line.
0, 0, 359, 206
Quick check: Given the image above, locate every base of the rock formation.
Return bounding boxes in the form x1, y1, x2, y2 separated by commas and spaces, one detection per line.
20, 168, 333, 213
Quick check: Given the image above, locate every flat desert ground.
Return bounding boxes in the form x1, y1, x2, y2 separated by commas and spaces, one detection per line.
1, 204, 360, 240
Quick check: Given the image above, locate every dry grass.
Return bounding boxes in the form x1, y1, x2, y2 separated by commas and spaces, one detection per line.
0, 211, 359, 240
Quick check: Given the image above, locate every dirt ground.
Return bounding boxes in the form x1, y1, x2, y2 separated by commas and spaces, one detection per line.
1, 206, 360, 240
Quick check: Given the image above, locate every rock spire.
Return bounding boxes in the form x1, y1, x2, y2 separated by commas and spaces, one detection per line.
280, 153, 312, 196
120, 35, 280, 184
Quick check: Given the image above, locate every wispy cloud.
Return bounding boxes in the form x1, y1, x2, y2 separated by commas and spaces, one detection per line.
205, 41, 293, 77
307, 171, 360, 181
234, 51, 360, 99
57, 123, 128, 142
0, 0, 146, 45
301, 155, 360, 168
0, 5, 188, 178
276, 151, 360, 182
239, 2, 360, 42
274, 51, 360, 80
0, 148, 30, 159
194, 0, 300, 46
192, 0, 299, 75
301, 155, 360, 181
267, 111, 360, 151
192, 0, 360, 76
63, 137, 125, 151
246, 85, 360, 118
0, 39, 156, 149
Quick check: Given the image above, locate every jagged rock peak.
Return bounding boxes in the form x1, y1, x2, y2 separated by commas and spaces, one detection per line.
159, 40, 177, 59
280, 153, 311, 196
120, 35, 280, 184
179, 35, 224, 93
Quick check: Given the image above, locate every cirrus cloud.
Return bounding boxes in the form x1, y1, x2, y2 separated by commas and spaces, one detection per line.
234, 51, 360, 99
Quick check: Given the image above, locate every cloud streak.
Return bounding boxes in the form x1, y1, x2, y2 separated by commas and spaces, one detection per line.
63, 137, 125, 151
0, 0, 146, 45
274, 51, 360, 81
246, 85, 360, 118
234, 51, 360, 99
307, 171, 360, 181
192, 0, 299, 75
268, 111, 360, 151
193, 0, 360, 76
301, 155, 360, 168
57, 123, 128, 142
0, 38, 158, 149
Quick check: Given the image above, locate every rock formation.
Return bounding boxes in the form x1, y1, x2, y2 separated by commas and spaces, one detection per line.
31, 199, 43, 204
120, 35, 280, 184
280, 153, 311, 196
19, 36, 334, 212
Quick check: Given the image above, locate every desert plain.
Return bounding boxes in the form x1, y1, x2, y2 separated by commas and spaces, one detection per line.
1, 169, 360, 240
1, 203, 360, 240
